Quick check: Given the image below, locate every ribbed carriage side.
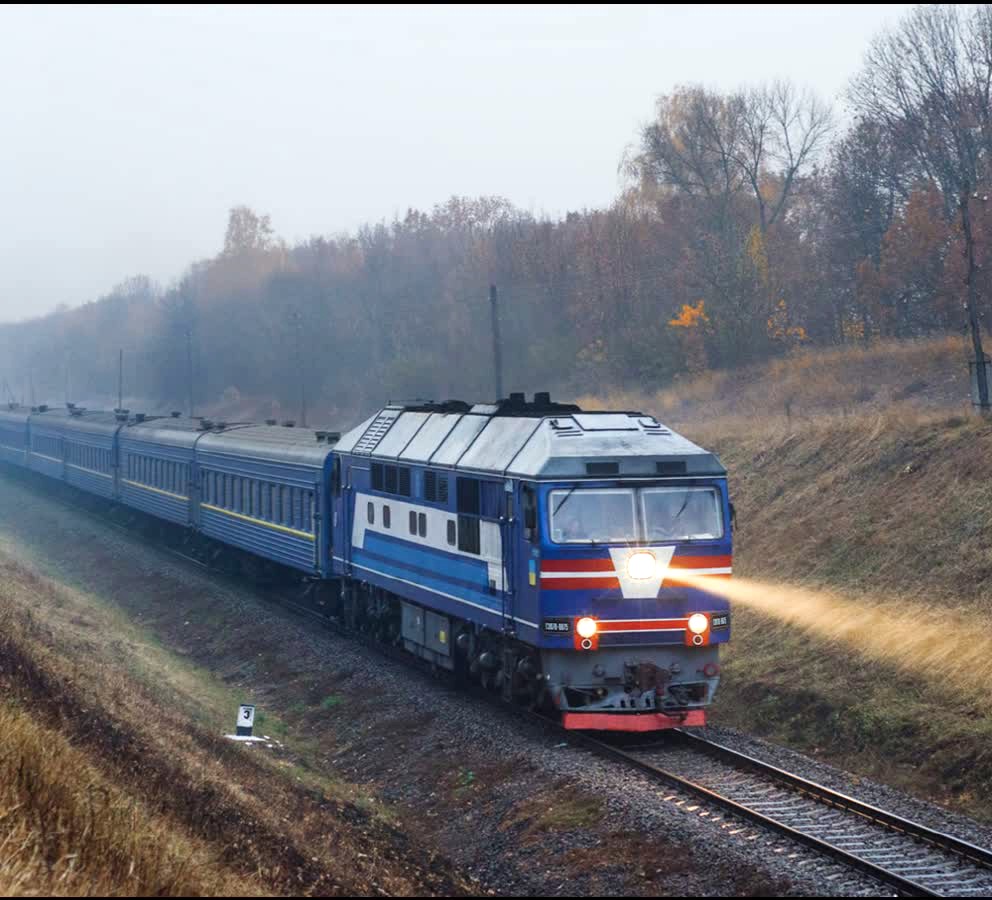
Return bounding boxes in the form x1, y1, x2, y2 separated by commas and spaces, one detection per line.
28, 415, 66, 480
61, 413, 122, 500
118, 420, 199, 526
195, 426, 336, 575
0, 409, 30, 467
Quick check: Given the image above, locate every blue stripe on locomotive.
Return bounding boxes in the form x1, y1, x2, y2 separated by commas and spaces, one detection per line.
195, 449, 329, 575
351, 531, 507, 624
333, 458, 543, 636
118, 438, 195, 526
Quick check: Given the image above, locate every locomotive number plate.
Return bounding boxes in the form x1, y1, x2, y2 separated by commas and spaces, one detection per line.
710, 614, 729, 629
542, 618, 572, 635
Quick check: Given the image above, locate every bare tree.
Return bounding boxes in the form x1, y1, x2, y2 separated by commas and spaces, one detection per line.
633, 81, 832, 231
223, 205, 275, 256
734, 82, 834, 232
850, 4, 992, 408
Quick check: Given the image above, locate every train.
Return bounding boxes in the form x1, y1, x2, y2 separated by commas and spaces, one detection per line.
0, 392, 732, 732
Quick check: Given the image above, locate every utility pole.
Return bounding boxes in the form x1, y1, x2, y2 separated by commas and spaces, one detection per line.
291, 309, 307, 427
963, 191, 990, 413
489, 284, 504, 401
118, 349, 124, 411
185, 327, 195, 418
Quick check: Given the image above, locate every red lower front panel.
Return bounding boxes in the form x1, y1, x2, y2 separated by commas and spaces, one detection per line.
562, 709, 706, 732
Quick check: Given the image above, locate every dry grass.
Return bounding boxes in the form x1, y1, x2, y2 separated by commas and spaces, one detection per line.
0, 554, 468, 897
0, 700, 258, 897
579, 334, 971, 428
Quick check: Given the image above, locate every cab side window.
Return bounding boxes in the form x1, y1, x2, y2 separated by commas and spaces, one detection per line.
522, 485, 537, 542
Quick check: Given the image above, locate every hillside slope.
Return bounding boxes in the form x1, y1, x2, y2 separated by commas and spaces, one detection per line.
585, 337, 992, 815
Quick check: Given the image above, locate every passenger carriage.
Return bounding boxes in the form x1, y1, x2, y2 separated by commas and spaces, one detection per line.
59, 408, 124, 500
0, 404, 31, 467
195, 423, 337, 575
26, 406, 69, 481
119, 414, 204, 526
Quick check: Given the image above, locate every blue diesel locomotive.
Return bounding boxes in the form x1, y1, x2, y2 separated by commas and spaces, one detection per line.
0, 393, 732, 732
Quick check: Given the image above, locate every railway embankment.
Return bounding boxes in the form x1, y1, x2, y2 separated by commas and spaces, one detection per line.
0, 552, 469, 897
693, 409, 992, 819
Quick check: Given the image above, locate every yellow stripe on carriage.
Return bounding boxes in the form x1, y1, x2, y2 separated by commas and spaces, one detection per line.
122, 478, 189, 502
201, 503, 315, 541
67, 463, 112, 479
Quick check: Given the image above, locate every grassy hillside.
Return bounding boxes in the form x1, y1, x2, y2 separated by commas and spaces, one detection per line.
586, 335, 973, 428
0, 552, 468, 897
587, 337, 992, 816
704, 411, 992, 814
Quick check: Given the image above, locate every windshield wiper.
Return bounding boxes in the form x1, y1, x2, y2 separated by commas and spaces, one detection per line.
553, 486, 578, 517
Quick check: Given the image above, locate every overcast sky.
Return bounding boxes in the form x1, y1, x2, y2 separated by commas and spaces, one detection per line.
0, 3, 913, 323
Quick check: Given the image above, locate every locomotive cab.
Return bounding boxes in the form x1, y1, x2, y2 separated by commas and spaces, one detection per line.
531, 476, 732, 730
332, 395, 731, 733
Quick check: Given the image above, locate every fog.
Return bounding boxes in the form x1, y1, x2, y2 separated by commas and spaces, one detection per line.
0, 4, 911, 323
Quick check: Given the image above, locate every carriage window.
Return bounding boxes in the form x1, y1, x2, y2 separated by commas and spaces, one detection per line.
424, 470, 437, 502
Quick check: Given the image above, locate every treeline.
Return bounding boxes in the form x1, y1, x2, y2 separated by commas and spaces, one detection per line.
2, 4, 991, 421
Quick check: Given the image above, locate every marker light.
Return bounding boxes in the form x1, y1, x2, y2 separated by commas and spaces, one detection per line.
687, 613, 709, 635
627, 550, 657, 580
576, 617, 598, 639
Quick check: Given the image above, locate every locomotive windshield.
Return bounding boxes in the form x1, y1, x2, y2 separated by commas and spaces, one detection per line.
549, 486, 723, 544
549, 488, 637, 544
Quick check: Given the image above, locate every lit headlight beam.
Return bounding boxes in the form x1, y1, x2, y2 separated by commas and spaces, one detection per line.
627, 550, 657, 580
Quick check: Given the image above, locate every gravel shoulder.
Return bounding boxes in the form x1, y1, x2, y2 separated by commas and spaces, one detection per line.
3, 469, 990, 896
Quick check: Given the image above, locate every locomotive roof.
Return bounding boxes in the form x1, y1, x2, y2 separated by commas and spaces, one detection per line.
335, 398, 725, 480
196, 423, 339, 468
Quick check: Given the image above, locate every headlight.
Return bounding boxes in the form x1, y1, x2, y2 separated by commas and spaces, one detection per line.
576, 616, 598, 639
627, 550, 656, 580
687, 613, 709, 635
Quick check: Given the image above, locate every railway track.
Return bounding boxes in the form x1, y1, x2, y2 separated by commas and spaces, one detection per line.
13, 469, 992, 897
567, 728, 992, 897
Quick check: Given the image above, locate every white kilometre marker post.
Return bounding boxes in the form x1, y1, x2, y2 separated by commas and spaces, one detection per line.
225, 703, 269, 744
237, 703, 255, 737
